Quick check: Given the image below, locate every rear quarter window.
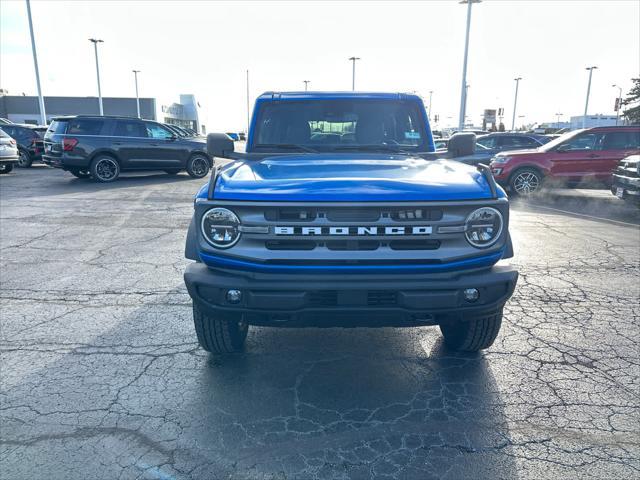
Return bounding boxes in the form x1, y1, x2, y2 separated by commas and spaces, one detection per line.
47, 120, 68, 136
67, 119, 105, 135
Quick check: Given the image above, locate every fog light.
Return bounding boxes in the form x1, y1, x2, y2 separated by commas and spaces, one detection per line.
463, 288, 479, 302
226, 289, 242, 304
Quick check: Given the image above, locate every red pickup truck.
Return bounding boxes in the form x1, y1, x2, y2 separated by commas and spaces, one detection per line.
490, 126, 640, 196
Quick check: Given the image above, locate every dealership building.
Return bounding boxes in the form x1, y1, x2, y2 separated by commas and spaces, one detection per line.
0, 93, 206, 133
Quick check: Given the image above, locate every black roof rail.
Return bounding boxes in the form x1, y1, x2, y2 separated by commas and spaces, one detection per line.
477, 163, 498, 199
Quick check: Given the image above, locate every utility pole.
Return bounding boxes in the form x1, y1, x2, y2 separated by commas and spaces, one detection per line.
89, 38, 104, 115
428, 90, 433, 121
612, 84, 623, 125
25, 0, 46, 125
303, 80, 310, 91
555, 113, 563, 129
132, 70, 140, 118
349, 56, 360, 91
458, 0, 481, 131
511, 77, 522, 131
246, 69, 250, 134
583, 66, 597, 128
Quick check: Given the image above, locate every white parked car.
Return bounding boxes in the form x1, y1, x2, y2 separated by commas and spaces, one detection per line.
0, 129, 19, 174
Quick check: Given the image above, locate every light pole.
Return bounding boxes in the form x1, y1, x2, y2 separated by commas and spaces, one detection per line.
612, 84, 623, 125
132, 70, 140, 118
511, 77, 522, 131
428, 90, 433, 121
25, 0, 46, 125
303, 80, 310, 91
89, 38, 104, 115
583, 66, 597, 128
349, 56, 360, 91
458, 0, 481, 131
555, 113, 563, 129
246, 69, 250, 134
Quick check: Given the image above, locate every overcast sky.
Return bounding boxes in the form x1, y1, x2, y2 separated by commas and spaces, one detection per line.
1, 0, 638, 131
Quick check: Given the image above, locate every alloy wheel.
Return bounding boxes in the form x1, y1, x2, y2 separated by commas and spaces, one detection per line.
95, 158, 118, 181
191, 157, 208, 177
513, 172, 540, 195
18, 151, 30, 167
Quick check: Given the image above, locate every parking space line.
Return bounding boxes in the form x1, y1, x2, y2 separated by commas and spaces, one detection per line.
525, 202, 640, 228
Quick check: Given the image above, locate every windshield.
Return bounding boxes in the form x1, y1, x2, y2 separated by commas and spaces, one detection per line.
539, 129, 585, 151
252, 99, 428, 153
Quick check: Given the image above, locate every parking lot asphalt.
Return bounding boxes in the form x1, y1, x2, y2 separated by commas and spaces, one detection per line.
1, 166, 639, 480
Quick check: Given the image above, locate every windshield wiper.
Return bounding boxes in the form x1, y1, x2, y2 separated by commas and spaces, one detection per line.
254, 143, 319, 153
328, 144, 414, 155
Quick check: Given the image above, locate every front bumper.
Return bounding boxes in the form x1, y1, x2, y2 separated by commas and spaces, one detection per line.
611, 174, 640, 199
184, 263, 518, 327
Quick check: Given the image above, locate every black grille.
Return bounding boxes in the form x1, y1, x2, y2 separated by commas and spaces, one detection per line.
307, 291, 338, 307
367, 290, 398, 306
326, 240, 380, 251
266, 240, 316, 250
389, 239, 441, 250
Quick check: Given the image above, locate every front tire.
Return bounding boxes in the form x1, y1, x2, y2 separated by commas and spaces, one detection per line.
17, 150, 33, 168
90, 155, 120, 183
193, 303, 249, 354
0, 163, 14, 174
509, 168, 542, 196
439, 310, 503, 352
186, 154, 210, 179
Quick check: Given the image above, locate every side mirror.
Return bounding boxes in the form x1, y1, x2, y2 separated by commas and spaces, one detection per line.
447, 132, 476, 157
556, 144, 571, 153
207, 133, 235, 158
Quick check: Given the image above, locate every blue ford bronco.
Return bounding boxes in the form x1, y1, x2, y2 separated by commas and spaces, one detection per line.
184, 92, 518, 353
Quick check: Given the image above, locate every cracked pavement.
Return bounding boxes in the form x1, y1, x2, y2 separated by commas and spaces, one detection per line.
1, 167, 639, 479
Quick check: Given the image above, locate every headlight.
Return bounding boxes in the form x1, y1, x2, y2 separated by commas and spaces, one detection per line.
490, 156, 511, 165
465, 207, 504, 248
201, 208, 241, 249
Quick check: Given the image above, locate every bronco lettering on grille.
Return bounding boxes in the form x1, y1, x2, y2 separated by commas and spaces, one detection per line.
274, 226, 433, 236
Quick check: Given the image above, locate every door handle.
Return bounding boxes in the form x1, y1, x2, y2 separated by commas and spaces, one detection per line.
588, 153, 599, 158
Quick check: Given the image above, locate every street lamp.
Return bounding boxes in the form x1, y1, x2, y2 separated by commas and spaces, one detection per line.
583, 66, 597, 128
303, 80, 310, 91
26, 0, 46, 125
458, 0, 481, 130
132, 70, 140, 118
555, 113, 563, 129
89, 38, 104, 115
428, 90, 433, 121
511, 77, 522, 131
612, 84, 623, 125
348, 56, 360, 91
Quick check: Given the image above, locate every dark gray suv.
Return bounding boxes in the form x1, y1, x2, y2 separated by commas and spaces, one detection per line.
43, 116, 211, 182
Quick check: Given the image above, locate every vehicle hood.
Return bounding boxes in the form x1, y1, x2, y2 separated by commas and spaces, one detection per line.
201, 154, 503, 201
495, 148, 542, 158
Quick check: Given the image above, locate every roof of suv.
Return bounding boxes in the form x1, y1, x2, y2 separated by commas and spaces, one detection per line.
50, 115, 155, 121
257, 91, 422, 101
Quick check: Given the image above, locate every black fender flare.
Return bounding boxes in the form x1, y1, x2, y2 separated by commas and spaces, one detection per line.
502, 232, 514, 259
185, 215, 200, 261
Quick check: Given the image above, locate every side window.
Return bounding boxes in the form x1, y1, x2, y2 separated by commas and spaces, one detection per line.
114, 120, 147, 138
561, 133, 605, 151
67, 119, 105, 135
1, 126, 15, 138
145, 123, 174, 139
519, 137, 541, 148
602, 132, 640, 150
477, 136, 496, 148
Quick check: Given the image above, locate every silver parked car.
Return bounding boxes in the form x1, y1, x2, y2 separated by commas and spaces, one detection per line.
0, 129, 19, 174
